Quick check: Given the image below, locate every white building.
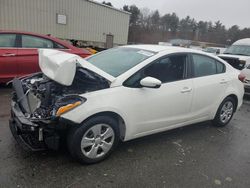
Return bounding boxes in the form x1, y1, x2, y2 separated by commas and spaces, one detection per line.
0, 0, 130, 48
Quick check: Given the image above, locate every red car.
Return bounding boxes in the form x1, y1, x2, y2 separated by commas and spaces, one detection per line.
0, 30, 91, 83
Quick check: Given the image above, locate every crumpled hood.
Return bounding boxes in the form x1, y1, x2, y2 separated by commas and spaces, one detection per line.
38, 49, 115, 86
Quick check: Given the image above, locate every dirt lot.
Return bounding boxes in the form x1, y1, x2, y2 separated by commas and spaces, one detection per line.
0, 86, 250, 188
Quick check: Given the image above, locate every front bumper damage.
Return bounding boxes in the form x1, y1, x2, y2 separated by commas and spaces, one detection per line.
9, 77, 82, 152
9, 77, 59, 151
9, 100, 72, 151
10, 101, 44, 151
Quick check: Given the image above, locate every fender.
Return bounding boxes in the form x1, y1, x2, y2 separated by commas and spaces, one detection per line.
61, 104, 134, 141
209, 84, 243, 119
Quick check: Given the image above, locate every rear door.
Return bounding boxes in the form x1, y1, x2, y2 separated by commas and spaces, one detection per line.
16, 34, 54, 77
190, 54, 228, 119
0, 33, 18, 83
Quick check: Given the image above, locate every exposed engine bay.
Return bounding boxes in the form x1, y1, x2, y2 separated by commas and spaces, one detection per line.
10, 49, 113, 151
13, 67, 109, 121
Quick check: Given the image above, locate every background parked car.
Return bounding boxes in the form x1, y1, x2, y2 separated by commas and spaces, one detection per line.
85, 47, 98, 54
241, 64, 250, 95
219, 38, 250, 70
203, 47, 226, 55
218, 38, 250, 94
0, 30, 91, 83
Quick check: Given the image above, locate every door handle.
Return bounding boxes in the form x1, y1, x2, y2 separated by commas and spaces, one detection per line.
220, 79, 228, 84
181, 87, 192, 93
2, 53, 16, 57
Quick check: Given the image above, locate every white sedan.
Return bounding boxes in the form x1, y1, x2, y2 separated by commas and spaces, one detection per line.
10, 45, 244, 164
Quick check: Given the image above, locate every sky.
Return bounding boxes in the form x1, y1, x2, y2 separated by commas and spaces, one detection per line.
96, 0, 250, 28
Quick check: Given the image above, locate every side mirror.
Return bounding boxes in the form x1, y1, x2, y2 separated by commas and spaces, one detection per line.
140, 77, 162, 88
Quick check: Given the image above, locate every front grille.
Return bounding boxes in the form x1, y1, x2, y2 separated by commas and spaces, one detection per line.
21, 133, 45, 150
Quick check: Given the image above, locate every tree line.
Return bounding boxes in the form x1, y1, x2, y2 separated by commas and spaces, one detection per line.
102, 2, 250, 45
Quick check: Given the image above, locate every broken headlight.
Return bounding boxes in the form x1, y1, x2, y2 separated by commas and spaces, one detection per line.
53, 96, 86, 117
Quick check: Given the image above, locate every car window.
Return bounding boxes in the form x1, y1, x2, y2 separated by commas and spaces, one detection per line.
216, 60, 225, 73
124, 54, 187, 87
22, 35, 54, 48
0, 34, 16, 47
54, 42, 67, 49
192, 54, 217, 77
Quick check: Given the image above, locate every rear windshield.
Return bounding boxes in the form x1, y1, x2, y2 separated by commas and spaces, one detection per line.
87, 47, 156, 77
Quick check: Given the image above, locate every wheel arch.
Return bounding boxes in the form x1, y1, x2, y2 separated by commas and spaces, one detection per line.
81, 111, 126, 141
210, 92, 240, 120
225, 94, 238, 112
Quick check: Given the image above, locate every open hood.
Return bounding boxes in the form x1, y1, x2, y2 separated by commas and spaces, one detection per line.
38, 49, 115, 86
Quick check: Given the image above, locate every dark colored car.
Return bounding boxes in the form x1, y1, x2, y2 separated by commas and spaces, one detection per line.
0, 30, 91, 83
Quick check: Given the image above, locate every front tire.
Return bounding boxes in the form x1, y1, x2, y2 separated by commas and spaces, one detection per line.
67, 116, 120, 164
212, 97, 236, 127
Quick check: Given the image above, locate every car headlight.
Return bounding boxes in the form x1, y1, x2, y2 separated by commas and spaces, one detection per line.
54, 96, 86, 117
56, 101, 82, 116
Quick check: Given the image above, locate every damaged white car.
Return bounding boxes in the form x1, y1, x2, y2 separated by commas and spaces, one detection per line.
10, 45, 244, 164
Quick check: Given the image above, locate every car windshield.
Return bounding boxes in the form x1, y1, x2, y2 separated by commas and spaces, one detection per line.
224, 45, 250, 56
87, 47, 156, 77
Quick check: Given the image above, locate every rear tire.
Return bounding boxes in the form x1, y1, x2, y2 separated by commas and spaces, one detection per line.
212, 97, 236, 127
67, 116, 120, 164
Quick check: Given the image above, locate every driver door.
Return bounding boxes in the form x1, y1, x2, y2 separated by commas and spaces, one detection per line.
123, 54, 194, 137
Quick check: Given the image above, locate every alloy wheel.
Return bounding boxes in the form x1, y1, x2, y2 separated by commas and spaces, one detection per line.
80, 124, 115, 159
220, 101, 234, 124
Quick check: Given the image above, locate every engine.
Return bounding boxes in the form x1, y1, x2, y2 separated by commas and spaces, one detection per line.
18, 68, 109, 120
21, 73, 63, 119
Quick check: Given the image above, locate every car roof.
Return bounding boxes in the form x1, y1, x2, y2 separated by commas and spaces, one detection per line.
0, 30, 53, 38
122, 44, 208, 54
122, 45, 227, 64
0, 30, 76, 49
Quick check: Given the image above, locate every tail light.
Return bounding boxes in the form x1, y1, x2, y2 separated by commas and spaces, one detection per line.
238, 73, 246, 83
